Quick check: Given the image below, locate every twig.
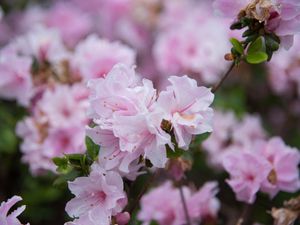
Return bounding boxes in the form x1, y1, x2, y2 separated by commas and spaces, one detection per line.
179, 185, 192, 225
212, 62, 235, 93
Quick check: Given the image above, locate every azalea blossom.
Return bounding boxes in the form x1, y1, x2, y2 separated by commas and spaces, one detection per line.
16, 84, 88, 174
138, 181, 220, 225
87, 63, 214, 172
223, 150, 272, 203
71, 34, 136, 80
0, 46, 33, 106
257, 137, 300, 197
203, 111, 266, 169
0, 196, 29, 225
154, 1, 231, 84
157, 75, 214, 149
65, 165, 127, 225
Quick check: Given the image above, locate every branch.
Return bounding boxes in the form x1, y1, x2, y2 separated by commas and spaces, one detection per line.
179, 185, 192, 225
212, 62, 236, 93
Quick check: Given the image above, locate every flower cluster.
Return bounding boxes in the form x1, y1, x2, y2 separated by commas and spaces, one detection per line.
202, 111, 266, 169
0, 196, 29, 225
154, 1, 232, 84
16, 84, 89, 174
224, 137, 300, 203
138, 181, 220, 225
87, 63, 214, 174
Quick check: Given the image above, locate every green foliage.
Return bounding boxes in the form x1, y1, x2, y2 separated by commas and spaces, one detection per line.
246, 51, 268, 64
53, 136, 101, 186
230, 38, 243, 55
85, 136, 100, 161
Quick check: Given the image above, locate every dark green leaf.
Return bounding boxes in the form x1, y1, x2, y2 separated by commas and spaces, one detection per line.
247, 37, 264, 55
85, 136, 100, 161
230, 38, 243, 54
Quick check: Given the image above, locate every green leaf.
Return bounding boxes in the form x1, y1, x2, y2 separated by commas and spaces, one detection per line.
247, 37, 264, 55
52, 157, 70, 173
166, 145, 185, 158
190, 133, 211, 148
230, 38, 243, 54
246, 51, 268, 64
85, 136, 100, 161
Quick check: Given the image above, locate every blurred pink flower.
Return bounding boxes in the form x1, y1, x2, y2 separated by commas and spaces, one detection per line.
0, 196, 29, 225
203, 112, 266, 169
154, 1, 231, 84
71, 35, 136, 80
268, 36, 300, 96
0, 47, 33, 106
223, 150, 272, 203
257, 137, 300, 197
14, 25, 69, 63
65, 165, 127, 225
16, 84, 88, 174
44, 2, 93, 48
138, 181, 220, 225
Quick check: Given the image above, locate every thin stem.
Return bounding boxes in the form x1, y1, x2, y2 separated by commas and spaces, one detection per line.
212, 62, 235, 93
179, 185, 192, 225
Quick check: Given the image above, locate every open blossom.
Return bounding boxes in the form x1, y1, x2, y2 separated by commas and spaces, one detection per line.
257, 137, 300, 197
44, 2, 92, 48
154, 1, 231, 84
87, 63, 171, 171
0, 47, 33, 106
157, 76, 214, 149
223, 150, 272, 203
0, 196, 29, 225
16, 84, 88, 174
14, 25, 69, 64
213, 0, 300, 48
71, 35, 136, 80
65, 165, 127, 225
223, 137, 300, 203
138, 181, 220, 225
87, 63, 214, 172
202, 111, 266, 169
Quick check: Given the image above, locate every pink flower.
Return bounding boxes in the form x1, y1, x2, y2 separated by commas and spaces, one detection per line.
267, 36, 300, 96
154, 1, 231, 84
188, 182, 220, 219
0, 196, 29, 225
157, 75, 214, 149
65, 165, 127, 225
138, 181, 220, 225
202, 112, 266, 169
138, 182, 180, 225
71, 34, 136, 80
14, 25, 69, 63
87, 63, 172, 169
16, 84, 88, 174
257, 137, 300, 197
0, 47, 33, 106
232, 114, 266, 147
44, 2, 92, 48
223, 150, 272, 203
202, 111, 238, 168
37, 84, 88, 128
